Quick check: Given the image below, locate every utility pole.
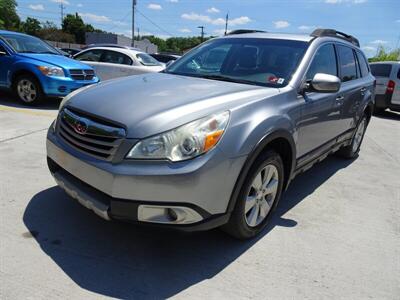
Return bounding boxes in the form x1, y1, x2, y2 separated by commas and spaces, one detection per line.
132, 0, 136, 46
198, 26, 204, 42
224, 13, 229, 35
60, 3, 65, 27
137, 27, 140, 41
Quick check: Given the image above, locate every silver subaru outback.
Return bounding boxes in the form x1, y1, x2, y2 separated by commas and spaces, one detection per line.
46, 29, 375, 239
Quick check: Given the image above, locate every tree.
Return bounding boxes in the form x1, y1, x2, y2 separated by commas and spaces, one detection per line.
37, 21, 75, 43
62, 13, 87, 44
21, 17, 41, 36
368, 46, 400, 62
0, 0, 20, 30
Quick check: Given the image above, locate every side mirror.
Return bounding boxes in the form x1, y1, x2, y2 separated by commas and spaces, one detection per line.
309, 73, 341, 93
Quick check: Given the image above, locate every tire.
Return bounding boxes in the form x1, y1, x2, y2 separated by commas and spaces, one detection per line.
338, 114, 368, 159
13, 74, 44, 105
223, 150, 284, 239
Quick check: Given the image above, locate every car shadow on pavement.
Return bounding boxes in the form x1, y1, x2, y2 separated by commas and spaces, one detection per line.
373, 110, 400, 121
23, 155, 352, 299
0, 91, 61, 110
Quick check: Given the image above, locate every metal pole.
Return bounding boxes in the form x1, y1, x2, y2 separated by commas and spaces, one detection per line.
60, 3, 65, 27
224, 13, 229, 35
198, 26, 204, 43
132, 0, 136, 46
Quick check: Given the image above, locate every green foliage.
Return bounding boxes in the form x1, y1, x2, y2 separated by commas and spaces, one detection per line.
368, 46, 400, 62
143, 35, 211, 53
21, 17, 41, 36
0, 0, 20, 30
37, 20, 75, 43
62, 13, 87, 44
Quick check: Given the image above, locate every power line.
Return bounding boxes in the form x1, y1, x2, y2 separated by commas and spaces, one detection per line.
135, 8, 173, 36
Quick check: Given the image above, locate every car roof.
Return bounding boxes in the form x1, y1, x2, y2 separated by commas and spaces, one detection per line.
0, 30, 31, 37
370, 61, 400, 65
78, 46, 146, 57
220, 32, 314, 42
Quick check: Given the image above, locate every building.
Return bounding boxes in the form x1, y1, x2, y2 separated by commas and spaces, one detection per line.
85, 32, 158, 53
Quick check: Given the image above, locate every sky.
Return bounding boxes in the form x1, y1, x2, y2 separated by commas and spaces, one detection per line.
16, 0, 400, 57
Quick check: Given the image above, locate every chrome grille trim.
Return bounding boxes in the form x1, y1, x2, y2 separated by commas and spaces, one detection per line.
58, 108, 126, 161
69, 69, 95, 81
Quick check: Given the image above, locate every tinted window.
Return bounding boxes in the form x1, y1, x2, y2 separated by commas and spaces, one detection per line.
397, 68, 400, 79
167, 38, 308, 88
337, 45, 357, 82
0, 33, 59, 55
370, 64, 392, 77
356, 51, 369, 77
306, 44, 337, 80
75, 49, 103, 62
101, 50, 132, 65
0, 43, 7, 53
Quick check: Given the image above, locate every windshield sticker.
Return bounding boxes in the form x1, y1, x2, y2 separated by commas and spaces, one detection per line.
277, 78, 285, 84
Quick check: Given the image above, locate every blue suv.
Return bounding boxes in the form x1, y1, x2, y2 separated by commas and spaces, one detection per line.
0, 30, 99, 105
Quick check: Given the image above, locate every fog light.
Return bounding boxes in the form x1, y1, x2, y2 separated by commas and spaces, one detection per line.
138, 205, 203, 224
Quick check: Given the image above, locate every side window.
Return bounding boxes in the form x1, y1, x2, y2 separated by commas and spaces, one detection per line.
397, 68, 400, 79
0, 43, 7, 53
356, 51, 369, 77
305, 44, 337, 81
337, 45, 357, 82
370, 64, 392, 77
75, 50, 103, 62
101, 50, 132, 65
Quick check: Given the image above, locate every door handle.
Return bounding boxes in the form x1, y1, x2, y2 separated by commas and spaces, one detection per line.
360, 87, 367, 93
336, 95, 344, 101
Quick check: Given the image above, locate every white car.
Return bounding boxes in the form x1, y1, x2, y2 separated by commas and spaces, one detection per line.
73, 46, 165, 81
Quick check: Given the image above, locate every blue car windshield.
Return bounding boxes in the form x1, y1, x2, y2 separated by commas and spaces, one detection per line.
165, 38, 308, 88
0, 33, 60, 55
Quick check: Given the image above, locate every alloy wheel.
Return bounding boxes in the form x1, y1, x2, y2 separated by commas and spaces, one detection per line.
17, 79, 37, 103
352, 118, 366, 153
245, 164, 279, 227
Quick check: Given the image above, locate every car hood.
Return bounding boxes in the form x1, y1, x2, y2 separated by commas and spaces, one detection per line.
17, 53, 92, 70
67, 73, 279, 138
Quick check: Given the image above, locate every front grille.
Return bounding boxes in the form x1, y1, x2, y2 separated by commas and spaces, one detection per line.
69, 69, 95, 81
57, 108, 126, 161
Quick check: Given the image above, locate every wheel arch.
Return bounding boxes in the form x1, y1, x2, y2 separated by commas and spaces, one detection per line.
227, 129, 296, 213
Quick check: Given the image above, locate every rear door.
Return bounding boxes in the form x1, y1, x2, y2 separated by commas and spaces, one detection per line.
297, 43, 343, 157
335, 44, 363, 132
0, 41, 13, 88
370, 63, 392, 96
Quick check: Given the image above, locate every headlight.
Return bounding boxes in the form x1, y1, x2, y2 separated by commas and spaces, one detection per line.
126, 111, 230, 162
37, 66, 65, 77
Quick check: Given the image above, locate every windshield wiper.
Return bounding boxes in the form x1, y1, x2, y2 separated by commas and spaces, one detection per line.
199, 74, 260, 86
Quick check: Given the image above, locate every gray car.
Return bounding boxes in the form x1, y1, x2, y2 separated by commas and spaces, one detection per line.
46, 29, 375, 239
369, 61, 400, 113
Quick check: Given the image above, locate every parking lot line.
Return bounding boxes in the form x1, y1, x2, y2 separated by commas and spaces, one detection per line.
0, 105, 57, 118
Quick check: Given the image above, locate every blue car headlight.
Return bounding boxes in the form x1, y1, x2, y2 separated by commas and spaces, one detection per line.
37, 66, 65, 77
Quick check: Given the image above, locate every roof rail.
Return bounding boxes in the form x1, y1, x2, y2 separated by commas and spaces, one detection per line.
310, 28, 360, 47
227, 29, 266, 35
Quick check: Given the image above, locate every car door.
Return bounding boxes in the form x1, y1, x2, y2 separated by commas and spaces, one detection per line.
97, 50, 138, 80
335, 44, 364, 132
0, 41, 13, 88
297, 43, 343, 157
390, 65, 400, 105
74, 49, 106, 79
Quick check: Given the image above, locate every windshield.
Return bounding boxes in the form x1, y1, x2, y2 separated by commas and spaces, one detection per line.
165, 38, 308, 87
0, 33, 60, 55
136, 53, 162, 66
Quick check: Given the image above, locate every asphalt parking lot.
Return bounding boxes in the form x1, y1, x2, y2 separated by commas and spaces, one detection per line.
0, 91, 399, 299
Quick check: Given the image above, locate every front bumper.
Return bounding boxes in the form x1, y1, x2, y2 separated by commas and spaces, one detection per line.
40, 75, 99, 97
46, 128, 246, 230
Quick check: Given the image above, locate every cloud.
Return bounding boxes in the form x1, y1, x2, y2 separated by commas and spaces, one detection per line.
325, 0, 367, 4
362, 46, 376, 52
29, 4, 44, 11
273, 20, 290, 29
50, 0, 70, 5
166, 0, 178, 2
79, 13, 111, 23
179, 28, 191, 33
370, 39, 388, 44
77, 3, 83, 7
181, 13, 250, 26
207, 7, 220, 13
396, 20, 400, 23
148, 3, 162, 10
298, 25, 314, 31
113, 21, 128, 26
